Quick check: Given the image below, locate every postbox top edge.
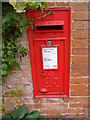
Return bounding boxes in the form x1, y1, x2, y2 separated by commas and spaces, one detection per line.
27, 7, 71, 13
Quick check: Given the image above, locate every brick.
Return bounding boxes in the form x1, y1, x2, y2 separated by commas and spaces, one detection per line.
24, 85, 32, 97
72, 40, 88, 47
71, 2, 88, 11
71, 70, 88, 77
72, 56, 88, 63
25, 97, 42, 104
56, 2, 70, 6
71, 78, 88, 84
73, 21, 88, 30
25, 103, 42, 109
71, 63, 88, 70
45, 98, 62, 103
63, 98, 69, 102
70, 90, 88, 96
88, 83, 90, 90
72, 30, 88, 39
76, 113, 88, 118
84, 107, 88, 113
68, 113, 88, 118
72, 48, 88, 55
20, 64, 31, 71
21, 55, 30, 64
71, 84, 87, 91
70, 102, 88, 108
47, 2, 55, 6
61, 108, 69, 114
89, 39, 90, 47
45, 103, 68, 109
41, 108, 62, 115
69, 97, 88, 103
69, 108, 83, 114
23, 71, 31, 78
88, 56, 90, 62
72, 11, 88, 20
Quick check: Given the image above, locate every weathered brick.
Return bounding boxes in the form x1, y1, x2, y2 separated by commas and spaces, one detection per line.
41, 108, 62, 115
72, 40, 88, 47
21, 55, 30, 64
69, 97, 88, 103
73, 21, 88, 30
71, 84, 87, 91
70, 90, 88, 96
25, 97, 42, 104
71, 2, 88, 11
71, 63, 88, 70
45, 103, 68, 109
76, 113, 88, 118
72, 56, 88, 63
71, 70, 88, 77
68, 108, 83, 114
25, 103, 42, 109
73, 11, 88, 20
23, 71, 32, 78
47, 2, 55, 6
68, 113, 88, 118
72, 30, 88, 39
45, 98, 62, 103
72, 48, 88, 55
56, 2, 70, 6
71, 78, 88, 84
24, 85, 33, 96
70, 102, 88, 108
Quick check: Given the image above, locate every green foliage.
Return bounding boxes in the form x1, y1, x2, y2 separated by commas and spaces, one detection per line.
2, 104, 40, 119
9, 1, 48, 13
12, 104, 28, 118
1, 97, 5, 112
1, 88, 23, 112
25, 110, 40, 119
1, 2, 49, 84
1, 3, 29, 82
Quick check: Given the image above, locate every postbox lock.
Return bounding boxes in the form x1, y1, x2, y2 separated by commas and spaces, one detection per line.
47, 40, 52, 46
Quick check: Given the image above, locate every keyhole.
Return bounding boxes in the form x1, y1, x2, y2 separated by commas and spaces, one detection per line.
42, 70, 44, 74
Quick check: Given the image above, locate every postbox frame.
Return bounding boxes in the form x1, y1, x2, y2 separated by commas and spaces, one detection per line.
27, 8, 71, 98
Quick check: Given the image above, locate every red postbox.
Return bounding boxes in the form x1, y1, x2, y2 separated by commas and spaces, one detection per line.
27, 8, 71, 98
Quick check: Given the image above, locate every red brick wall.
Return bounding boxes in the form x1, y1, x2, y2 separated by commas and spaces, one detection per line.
1, 2, 89, 118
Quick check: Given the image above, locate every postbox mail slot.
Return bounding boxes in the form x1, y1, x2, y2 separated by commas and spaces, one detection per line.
35, 21, 64, 32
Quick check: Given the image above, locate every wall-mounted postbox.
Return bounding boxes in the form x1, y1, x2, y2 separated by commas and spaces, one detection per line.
27, 8, 71, 98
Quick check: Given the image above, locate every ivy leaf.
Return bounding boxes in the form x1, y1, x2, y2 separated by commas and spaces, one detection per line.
1, 103, 5, 112
2, 114, 11, 118
12, 104, 29, 118
14, 13, 21, 21
16, 2, 26, 13
2, 64, 7, 70
14, 62, 20, 70
9, 1, 16, 9
25, 110, 40, 119
7, 67, 12, 75
32, 2, 39, 11
43, 2, 48, 10
0, 78, 5, 85
25, 2, 31, 10
38, 3, 43, 13
1, 70, 7, 76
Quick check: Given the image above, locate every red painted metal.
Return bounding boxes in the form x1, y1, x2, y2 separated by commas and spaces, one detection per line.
27, 8, 71, 98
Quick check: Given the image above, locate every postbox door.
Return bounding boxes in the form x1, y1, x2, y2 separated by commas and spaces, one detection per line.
33, 38, 65, 96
